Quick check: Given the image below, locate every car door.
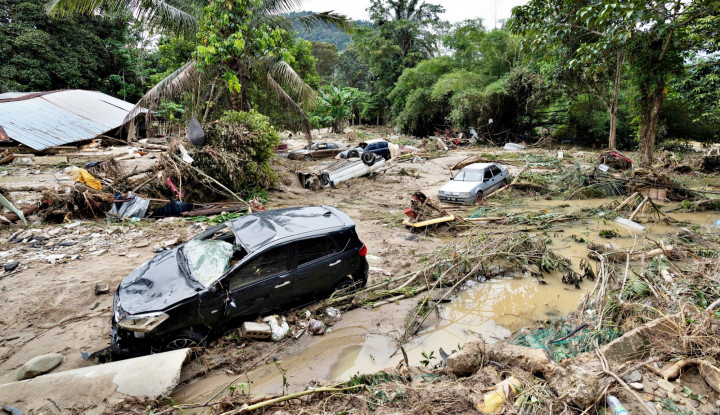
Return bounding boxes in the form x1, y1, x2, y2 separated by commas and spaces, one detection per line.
224, 244, 293, 319
489, 165, 503, 190
291, 235, 341, 302
313, 143, 329, 158
324, 143, 338, 158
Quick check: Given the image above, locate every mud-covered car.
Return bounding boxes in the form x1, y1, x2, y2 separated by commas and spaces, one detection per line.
288, 142, 348, 160
438, 163, 508, 204
110, 206, 368, 354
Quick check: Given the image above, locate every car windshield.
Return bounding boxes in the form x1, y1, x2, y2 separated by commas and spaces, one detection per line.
183, 239, 234, 287
181, 224, 247, 287
453, 169, 484, 182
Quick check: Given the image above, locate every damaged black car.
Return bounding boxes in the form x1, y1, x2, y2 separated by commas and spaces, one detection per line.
110, 206, 368, 355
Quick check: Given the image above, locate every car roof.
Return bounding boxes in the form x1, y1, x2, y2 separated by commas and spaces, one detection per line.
229, 206, 354, 253
463, 162, 496, 170
362, 139, 387, 144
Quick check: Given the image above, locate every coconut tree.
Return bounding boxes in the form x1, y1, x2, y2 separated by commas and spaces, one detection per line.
48, 0, 350, 140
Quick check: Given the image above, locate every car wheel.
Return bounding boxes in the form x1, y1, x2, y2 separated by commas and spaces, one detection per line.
500, 179, 508, 187
348, 150, 359, 158
475, 191, 484, 204
333, 277, 358, 293
319, 172, 331, 186
163, 330, 205, 351
303, 154, 313, 161
361, 152, 376, 166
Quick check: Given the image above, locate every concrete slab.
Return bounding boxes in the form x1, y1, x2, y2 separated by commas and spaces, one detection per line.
34, 155, 68, 165
0, 348, 190, 413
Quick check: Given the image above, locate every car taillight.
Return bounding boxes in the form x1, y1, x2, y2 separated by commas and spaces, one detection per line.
358, 244, 367, 257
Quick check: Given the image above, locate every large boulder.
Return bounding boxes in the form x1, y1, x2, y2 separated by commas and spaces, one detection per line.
16, 353, 63, 380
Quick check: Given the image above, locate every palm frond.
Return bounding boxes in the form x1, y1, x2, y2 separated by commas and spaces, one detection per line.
266, 73, 313, 142
267, 60, 317, 110
288, 11, 353, 33
124, 60, 199, 123
47, 0, 201, 36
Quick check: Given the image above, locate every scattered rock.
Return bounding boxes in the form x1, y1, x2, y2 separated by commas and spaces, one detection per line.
4, 261, 19, 272
308, 319, 324, 335
691, 399, 700, 408
16, 353, 64, 380
152, 245, 163, 253
92, 249, 107, 256
657, 378, 676, 393
94, 284, 109, 295
163, 237, 180, 247
624, 369, 643, 384
127, 253, 140, 259
629, 382, 644, 391
405, 234, 419, 242
135, 241, 150, 248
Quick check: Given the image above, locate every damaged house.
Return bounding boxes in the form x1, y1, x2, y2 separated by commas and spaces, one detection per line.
0, 89, 146, 150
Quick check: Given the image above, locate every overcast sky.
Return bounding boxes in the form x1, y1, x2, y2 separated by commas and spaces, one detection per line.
299, 0, 528, 28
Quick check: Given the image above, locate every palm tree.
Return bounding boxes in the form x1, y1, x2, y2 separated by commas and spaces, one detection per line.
368, 0, 444, 57
48, 0, 350, 140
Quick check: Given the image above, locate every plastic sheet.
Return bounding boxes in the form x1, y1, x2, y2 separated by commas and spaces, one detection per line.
109, 193, 150, 219
68, 167, 102, 190
184, 239, 233, 286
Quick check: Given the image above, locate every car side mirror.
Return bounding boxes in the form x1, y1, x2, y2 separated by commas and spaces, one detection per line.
225, 300, 236, 316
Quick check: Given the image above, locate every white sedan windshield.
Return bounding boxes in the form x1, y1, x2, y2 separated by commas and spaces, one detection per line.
454, 169, 484, 182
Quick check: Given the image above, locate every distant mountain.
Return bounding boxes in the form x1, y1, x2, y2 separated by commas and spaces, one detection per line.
286, 11, 371, 51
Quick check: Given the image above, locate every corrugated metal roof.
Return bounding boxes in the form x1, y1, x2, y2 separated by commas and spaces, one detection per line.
0, 90, 145, 150
0, 92, 32, 100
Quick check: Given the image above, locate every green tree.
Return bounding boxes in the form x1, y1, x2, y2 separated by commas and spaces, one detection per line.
512, 0, 720, 165
310, 41, 340, 83
50, 0, 349, 140
0, 0, 148, 100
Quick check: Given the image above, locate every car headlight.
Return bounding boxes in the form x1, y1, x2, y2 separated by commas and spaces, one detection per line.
438, 190, 446, 196
117, 312, 169, 333
459, 192, 471, 197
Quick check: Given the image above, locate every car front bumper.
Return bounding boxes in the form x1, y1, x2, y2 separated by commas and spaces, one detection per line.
438, 194, 475, 205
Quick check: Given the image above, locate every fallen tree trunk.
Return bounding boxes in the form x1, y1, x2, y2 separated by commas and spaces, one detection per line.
0, 203, 39, 224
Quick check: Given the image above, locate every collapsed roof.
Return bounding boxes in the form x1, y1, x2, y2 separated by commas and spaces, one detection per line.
0, 90, 146, 151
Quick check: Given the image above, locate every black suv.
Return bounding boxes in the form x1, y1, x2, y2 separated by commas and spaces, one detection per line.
110, 206, 368, 354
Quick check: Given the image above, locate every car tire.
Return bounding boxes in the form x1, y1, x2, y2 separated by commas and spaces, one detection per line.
383, 153, 391, 160
348, 150, 359, 158
500, 179, 508, 187
475, 191, 484, 204
303, 155, 313, 161
361, 152, 376, 166
333, 277, 358, 293
319, 172, 331, 186
163, 330, 206, 351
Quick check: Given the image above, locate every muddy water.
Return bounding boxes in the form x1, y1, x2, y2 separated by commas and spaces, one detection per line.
173, 197, 719, 403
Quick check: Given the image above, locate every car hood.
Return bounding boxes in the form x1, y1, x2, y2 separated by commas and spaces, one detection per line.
289, 149, 310, 155
117, 247, 198, 315
440, 180, 480, 193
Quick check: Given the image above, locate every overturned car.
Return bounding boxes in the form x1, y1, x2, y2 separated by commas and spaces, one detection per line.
110, 206, 368, 355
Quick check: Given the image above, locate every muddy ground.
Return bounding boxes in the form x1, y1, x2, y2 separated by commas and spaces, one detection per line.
1, 131, 720, 414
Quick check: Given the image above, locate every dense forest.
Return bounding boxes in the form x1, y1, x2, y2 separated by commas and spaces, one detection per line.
1, 0, 719, 163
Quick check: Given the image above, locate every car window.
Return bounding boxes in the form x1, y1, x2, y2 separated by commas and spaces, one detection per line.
332, 231, 352, 251
297, 236, 337, 266
490, 166, 501, 175
484, 169, 493, 181
328, 143, 337, 149
366, 144, 376, 150
379, 142, 388, 148
229, 245, 289, 290
454, 169, 483, 182
317, 143, 327, 149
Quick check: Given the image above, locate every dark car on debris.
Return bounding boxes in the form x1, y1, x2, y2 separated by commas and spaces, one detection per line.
110, 206, 368, 354
288, 142, 348, 160
337, 139, 392, 160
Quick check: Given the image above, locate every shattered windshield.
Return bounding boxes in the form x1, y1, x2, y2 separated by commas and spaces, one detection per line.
454, 169, 484, 182
183, 239, 234, 287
